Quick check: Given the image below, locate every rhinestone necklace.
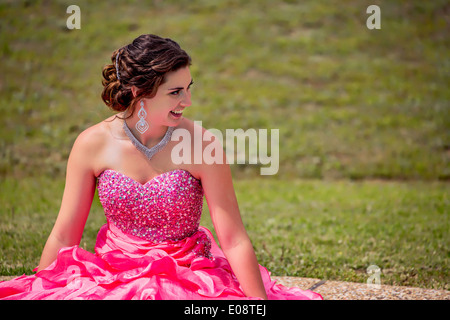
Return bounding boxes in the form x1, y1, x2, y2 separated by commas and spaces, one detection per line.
122, 120, 175, 161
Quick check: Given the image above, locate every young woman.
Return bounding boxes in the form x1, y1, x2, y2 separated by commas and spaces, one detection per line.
0, 34, 322, 300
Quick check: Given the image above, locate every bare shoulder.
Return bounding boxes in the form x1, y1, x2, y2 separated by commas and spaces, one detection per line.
175, 117, 201, 134
73, 118, 111, 151
175, 118, 228, 180
176, 117, 223, 147
69, 115, 119, 170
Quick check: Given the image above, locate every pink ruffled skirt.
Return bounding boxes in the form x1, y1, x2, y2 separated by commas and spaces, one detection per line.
0, 224, 322, 300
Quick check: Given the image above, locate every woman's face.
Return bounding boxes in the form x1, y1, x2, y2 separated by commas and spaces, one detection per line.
143, 66, 193, 127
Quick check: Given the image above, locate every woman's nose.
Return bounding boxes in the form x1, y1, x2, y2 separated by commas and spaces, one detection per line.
180, 90, 191, 107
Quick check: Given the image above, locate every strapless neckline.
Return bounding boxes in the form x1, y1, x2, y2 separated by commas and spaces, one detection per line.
98, 168, 200, 186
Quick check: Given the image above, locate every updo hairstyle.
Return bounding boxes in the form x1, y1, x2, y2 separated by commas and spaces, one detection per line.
101, 34, 191, 116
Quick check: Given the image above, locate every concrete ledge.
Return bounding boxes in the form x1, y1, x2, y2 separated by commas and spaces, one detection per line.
273, 276, 450, 300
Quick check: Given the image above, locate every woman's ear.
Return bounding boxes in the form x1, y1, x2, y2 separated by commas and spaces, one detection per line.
131, 86, 138, 98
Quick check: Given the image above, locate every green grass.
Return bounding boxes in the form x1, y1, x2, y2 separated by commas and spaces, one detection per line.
0, 0, 449, 290
230, 179, 449, 290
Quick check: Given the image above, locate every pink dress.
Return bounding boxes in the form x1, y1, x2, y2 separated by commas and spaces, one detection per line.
0, 169, 322, 300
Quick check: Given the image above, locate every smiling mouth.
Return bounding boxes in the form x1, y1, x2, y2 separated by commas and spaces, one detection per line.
170, 110, 183, 117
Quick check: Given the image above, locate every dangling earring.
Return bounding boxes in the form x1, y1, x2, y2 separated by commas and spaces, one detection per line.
135, 100, 149, 134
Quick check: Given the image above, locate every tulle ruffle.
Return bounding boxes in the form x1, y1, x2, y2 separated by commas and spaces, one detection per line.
0, 224, 322, 300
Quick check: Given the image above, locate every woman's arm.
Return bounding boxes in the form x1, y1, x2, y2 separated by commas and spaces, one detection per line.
199, 136, 268, 300
37, 129, 98, 272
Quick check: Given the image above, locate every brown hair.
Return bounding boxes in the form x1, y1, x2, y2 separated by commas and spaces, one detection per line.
101, 34, 191, 116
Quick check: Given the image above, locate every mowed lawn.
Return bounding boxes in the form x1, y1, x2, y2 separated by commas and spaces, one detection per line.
0, 1, 448, 290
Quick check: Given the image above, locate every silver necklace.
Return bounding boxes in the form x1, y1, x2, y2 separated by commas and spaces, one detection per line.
122, 120, 174, 161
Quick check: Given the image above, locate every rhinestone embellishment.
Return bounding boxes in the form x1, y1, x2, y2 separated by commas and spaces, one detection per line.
135, 103, 149, 134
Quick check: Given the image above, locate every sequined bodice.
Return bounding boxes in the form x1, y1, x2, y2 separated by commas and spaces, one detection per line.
97, 169, 204, 243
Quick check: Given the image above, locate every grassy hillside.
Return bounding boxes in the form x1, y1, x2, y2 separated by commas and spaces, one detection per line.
0, 0, 448, 180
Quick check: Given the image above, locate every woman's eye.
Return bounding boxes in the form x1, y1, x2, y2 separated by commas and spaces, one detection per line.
170, 90, 180, 96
